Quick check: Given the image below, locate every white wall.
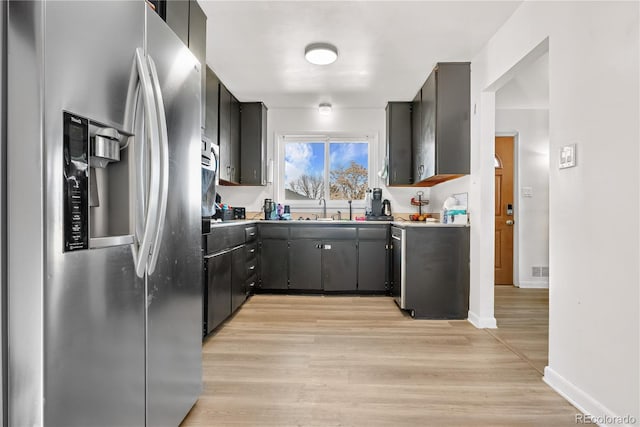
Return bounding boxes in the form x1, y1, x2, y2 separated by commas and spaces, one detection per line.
467, 1, 639, 424
218, 107, 428, 216
496, 109, 549, 288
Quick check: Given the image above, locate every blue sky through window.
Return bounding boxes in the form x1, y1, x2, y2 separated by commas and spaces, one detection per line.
285, 140, 369, 200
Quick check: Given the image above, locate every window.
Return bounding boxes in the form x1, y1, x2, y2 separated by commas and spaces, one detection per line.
494, 155, 502, 168
281, 135, 370, 203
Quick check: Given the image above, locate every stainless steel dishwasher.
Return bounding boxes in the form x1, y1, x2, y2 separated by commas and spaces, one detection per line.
391, 226, 406, 309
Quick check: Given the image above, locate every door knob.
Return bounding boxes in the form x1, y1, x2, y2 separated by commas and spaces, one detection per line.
506, 220, 514, 225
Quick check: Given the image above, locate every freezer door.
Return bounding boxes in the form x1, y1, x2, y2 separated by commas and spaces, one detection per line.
145, 9, 203, 427
39, 2, 146, 426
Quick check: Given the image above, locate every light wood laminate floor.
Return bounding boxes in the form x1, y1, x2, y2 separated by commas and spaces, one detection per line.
492, 286, 550, 374
182, 294, 576, 427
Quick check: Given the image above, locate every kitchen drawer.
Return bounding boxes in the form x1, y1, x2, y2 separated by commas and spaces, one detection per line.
290, 226, 356, 240
245, 225, 258, 242
259, 225, 289, 239
206, 225, 244, 254
245, 241, 258, 260
358, 226, 389, 240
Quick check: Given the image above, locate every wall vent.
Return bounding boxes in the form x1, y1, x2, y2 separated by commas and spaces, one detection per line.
532, 266, 549, 277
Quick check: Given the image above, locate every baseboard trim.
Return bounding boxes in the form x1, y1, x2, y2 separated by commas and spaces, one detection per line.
544, 366, 636, 427
467, 310, 497, 329
517, 280, 549, 289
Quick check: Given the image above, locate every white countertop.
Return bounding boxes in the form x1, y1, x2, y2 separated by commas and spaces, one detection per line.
209, 219, 468, 228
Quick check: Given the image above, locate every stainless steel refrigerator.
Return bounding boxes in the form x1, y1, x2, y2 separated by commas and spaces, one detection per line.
2, 1, 202, 426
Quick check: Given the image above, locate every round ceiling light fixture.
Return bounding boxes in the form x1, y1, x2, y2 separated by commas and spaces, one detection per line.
318, 103, 332, 115
305, 43, 338, 65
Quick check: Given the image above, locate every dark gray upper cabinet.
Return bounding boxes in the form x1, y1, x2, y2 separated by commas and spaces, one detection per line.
240, 103, 267, 185
218, 83, 230, 178
414, 62, 470, 185
218, 83, 240, 184
229, 95, 240, 183
165, 1, 207, 129
218, 83, 232, 182
420, 71, 437, 181
204, 67, 219, 143
386, 102, 413, 185
188, 0, 206, 130
165, 1, 189, 46
411, 89, 423, 183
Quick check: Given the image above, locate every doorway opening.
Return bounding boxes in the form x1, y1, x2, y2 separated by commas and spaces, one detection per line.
491, 49, 550, 374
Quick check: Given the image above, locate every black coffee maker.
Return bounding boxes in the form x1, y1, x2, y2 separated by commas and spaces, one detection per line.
371, 188, 383, 216
366, 188, 393, 221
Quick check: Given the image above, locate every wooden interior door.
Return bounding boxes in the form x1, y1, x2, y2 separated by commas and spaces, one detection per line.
495, 136, 514, 285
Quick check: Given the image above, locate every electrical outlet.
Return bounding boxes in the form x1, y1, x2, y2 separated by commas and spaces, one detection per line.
532, 266, 541, 277
541, 266, 549, 277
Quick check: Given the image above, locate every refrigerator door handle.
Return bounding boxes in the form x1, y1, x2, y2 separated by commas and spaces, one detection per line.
145, 54, 169, 275
127, 48, 161, 278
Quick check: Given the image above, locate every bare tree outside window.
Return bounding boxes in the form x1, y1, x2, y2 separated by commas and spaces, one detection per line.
329, 161, 367, 200
284, 139, 368, 201
288, 174, 325, 199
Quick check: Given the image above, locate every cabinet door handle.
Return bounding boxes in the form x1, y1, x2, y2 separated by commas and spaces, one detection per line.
249, 248, 256, 253
226, 165, 231, 178
249, 265, 256, 271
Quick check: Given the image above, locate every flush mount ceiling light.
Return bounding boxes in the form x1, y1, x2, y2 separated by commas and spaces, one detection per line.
305, 43, 338, 65
318, 103, 332, 115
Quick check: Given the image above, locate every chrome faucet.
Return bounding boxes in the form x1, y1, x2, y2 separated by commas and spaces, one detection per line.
319, 198, 327, 218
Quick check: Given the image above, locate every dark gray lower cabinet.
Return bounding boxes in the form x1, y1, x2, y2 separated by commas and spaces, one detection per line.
289, 240, 322, 290
357, 240, 387, 292
231, 247, 246, 313
322, 240, 357, 291
259, 239, 289, 290
400, 226, 470, 319
205, 251, 231, 334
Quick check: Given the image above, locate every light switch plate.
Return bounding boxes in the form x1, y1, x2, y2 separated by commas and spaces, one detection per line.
522, 186, 533, 198
559, 144, 577, 169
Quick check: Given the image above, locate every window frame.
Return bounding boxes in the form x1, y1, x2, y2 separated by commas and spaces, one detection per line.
277, 133, 375, 208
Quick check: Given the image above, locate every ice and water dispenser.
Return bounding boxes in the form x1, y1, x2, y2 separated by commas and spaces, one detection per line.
63, 111, 134, 252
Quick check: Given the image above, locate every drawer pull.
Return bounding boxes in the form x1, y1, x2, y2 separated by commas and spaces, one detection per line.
249, 265, 256, 271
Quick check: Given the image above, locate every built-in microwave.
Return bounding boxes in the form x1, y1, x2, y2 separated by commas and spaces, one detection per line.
201, 137, 219, 219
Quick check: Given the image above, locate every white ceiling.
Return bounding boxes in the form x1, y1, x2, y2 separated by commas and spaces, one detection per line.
201, 1, 523, 109
495, 52, 549, 110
